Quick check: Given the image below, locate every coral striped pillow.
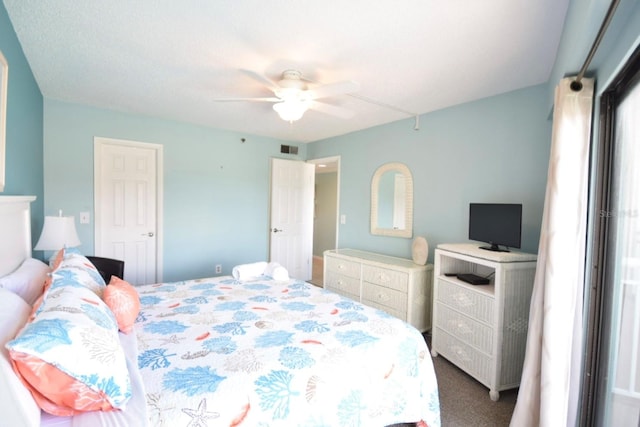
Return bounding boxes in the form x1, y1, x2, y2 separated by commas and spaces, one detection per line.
103, 277, 140, 334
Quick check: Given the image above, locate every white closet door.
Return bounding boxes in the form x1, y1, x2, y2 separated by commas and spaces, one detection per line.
269, 158, 315, 281
95, 138, 162, 285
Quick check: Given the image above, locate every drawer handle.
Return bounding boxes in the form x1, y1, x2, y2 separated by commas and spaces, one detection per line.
453, 293, 473, 308
457, 322, 471, 334
452, 346, 471, 362
447, 320, 471, 335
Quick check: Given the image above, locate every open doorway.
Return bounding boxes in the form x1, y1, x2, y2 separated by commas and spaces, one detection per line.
307, 156, 340, 287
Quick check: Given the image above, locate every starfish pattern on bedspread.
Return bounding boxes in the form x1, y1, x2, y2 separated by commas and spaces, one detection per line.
182, 398, 219, 427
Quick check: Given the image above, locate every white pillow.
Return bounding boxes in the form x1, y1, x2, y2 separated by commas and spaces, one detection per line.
0, 288, 41, 427
0, 258, 50, 305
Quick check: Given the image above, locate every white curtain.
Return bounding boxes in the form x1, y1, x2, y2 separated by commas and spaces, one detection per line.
510, 77, 594, 427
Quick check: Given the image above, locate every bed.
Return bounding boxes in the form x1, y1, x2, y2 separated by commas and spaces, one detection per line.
0, 196, 441, 427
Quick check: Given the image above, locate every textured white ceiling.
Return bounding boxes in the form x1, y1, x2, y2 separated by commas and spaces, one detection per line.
4, 0, 570, 143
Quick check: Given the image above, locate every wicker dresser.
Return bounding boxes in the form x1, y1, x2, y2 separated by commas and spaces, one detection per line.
431, 243, 537, 401
323, 249, 433, 332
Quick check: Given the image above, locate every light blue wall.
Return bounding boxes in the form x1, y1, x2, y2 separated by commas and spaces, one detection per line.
307, 0, 640, 263
308, 84, 552, 260
547, 0, 640, 109
43, 99, 305, 281
590, 0, 640, 93
0, 3, 44, 247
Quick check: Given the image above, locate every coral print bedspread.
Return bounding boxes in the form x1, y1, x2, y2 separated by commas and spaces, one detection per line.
134, 276, 441, 427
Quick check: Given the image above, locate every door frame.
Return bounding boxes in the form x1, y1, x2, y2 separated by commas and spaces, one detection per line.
306, 155, 341, 251
94, 137, 164, 283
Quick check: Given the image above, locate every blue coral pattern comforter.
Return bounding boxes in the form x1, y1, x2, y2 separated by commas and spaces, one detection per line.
134, 276, 440, 427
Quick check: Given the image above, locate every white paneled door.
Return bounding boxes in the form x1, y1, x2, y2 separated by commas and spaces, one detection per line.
94, 138, 162, 285
269, 158, 315, 281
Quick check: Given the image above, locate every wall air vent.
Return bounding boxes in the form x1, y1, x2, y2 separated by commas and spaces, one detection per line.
280, 144, 299, 155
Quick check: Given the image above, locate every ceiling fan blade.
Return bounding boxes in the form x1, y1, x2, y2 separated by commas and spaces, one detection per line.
307, 80, 360, 100
213, 97, 280, 102
310, 101, 355, 119
239, 69, 280, 92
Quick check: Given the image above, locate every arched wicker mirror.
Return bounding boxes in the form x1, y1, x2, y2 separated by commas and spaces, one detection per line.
370, 162, 413, 238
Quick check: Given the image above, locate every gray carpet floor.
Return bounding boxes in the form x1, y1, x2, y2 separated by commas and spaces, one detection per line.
433, 354, 517, 426
427, 334, 518, 426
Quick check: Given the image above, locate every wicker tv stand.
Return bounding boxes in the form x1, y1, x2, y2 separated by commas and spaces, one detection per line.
431, 243, 537, 401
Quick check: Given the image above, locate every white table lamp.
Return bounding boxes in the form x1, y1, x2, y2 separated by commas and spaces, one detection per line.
34, 212, 81, 251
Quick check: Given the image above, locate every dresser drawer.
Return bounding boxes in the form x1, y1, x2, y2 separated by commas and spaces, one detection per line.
436, 302, 493, 354
435, 328, 492, 386
362, 265, 408, 293
323, 249, 432, 332
366, 300, 405, 321
362, 282, 408, 313
326, 287, 359, 302
325, 270, 360, 297
325, 256, 361, 279
436, 279, 494, 324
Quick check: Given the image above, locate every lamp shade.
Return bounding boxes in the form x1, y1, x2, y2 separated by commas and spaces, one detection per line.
34, 215, 81, 251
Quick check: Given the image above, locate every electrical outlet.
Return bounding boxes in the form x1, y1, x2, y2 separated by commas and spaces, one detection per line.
215, 264, 222, 274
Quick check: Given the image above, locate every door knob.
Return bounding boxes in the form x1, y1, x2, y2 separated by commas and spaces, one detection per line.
272, 228, 282, 233
142, 232, 155, 237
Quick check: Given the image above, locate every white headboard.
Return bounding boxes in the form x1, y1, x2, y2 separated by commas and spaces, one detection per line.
0, 196, 36, 277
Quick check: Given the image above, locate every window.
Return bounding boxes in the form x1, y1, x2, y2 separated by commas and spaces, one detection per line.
583, 43, 640, 426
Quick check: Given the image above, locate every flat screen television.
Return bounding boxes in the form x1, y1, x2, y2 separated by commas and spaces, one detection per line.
468, 203, 522, 252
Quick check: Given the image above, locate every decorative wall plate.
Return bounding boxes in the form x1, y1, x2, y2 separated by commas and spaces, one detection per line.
412, 236, 428, 265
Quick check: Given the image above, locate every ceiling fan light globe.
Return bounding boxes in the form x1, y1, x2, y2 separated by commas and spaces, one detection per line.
273, 100, 309, 122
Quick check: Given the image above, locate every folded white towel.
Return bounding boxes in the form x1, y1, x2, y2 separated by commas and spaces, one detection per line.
231, 261, 268, 280
264, 262, 289, 281
271, 266, 289, 281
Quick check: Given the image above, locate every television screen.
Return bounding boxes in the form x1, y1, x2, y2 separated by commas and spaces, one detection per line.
469, 203, 522, 252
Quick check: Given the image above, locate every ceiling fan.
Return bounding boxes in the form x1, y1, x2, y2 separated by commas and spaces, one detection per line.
214, 69, 360, 122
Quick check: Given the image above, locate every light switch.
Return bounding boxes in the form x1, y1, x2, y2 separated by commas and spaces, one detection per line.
80, 211, 90, 224
340, 214, 346, 224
